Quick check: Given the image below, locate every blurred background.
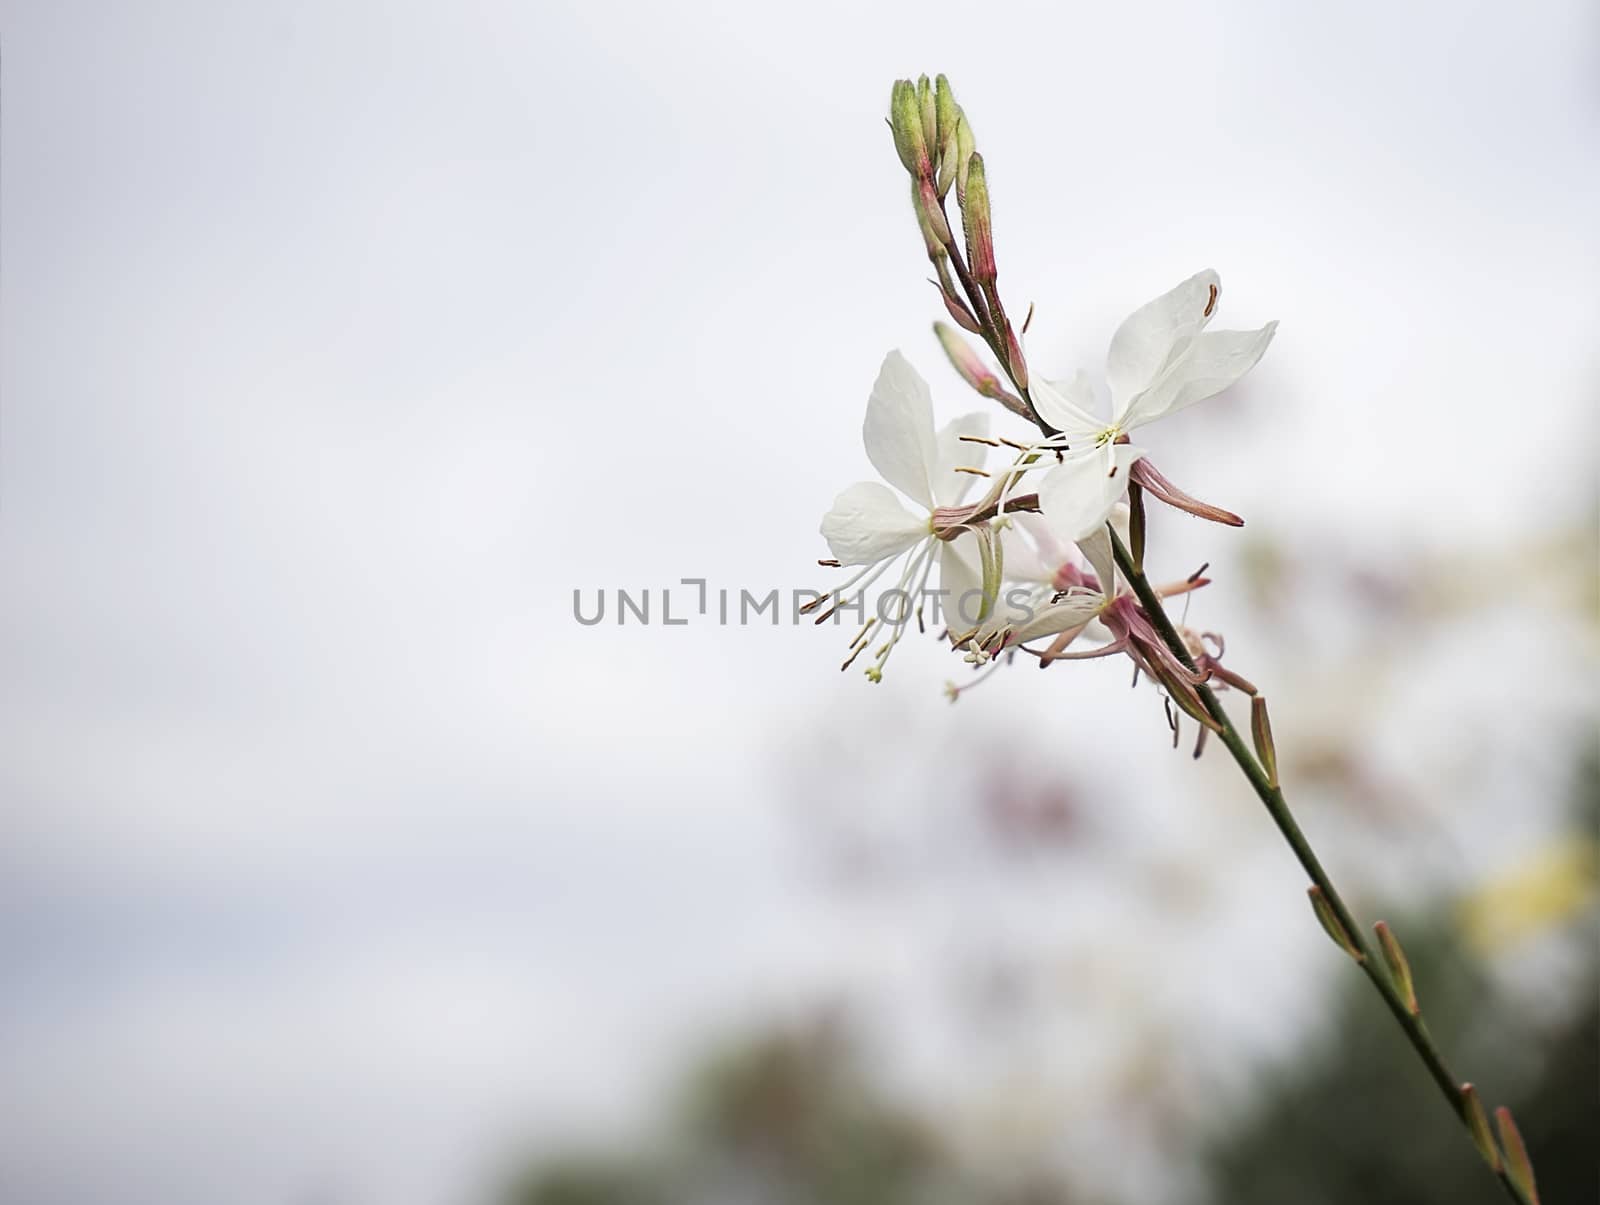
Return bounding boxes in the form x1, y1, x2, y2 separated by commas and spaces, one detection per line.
1, 1, 1596, 1202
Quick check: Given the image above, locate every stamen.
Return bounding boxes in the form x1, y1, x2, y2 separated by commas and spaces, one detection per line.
1187, 561, 1210, 584
958, 434, 1002, 447
1203, 282, 1218, 317
817, 558, 841, 568
954, 466, 991, 477
1022, 301, 1035, 335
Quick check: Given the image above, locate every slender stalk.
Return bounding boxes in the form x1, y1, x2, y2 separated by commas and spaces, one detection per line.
1107, 527, 1533, 1205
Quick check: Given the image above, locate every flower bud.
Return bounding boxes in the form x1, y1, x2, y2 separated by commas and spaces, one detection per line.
916, 76, 937, 169
889, 79, 931, 179
1460, 1085, 1501, 1174
935, 75, 959, 147
934, 322, 1026, 414
962, 153, 996, 285
934, 285, 984, 335
1374, 921, 1418, 1014
917, 176, 953, 247
1002, 319, 1028, 390
955, 114, 975, 202
934, 77, 960, 197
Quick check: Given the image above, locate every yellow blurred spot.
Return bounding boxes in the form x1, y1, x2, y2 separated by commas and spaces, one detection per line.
1460, 838, 1600, 954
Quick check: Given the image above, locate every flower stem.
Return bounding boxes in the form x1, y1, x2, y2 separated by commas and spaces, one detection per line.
1107, 527, 1534, 1205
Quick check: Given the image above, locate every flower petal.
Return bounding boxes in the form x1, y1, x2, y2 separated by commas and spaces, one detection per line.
1120, 322, 1277, 428
1106, 270, 1220, 415
1029, 372, 1104, 440
863, 351, 938, 509
931, 411, 990, 507
938, 535, 986, 629
992, 586, 1104, 645
1075, 526, 1116, 598
1038, 443, 1145, 542
820, 481, 929, 566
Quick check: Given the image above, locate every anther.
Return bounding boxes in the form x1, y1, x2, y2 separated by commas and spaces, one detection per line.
1187, 561, 1210, 584
1203, 282, 1218, 317
958, 434, 1002, 447
817, 558, 841, 568
1022, 301, 1035, 335
955, 466, 991, 477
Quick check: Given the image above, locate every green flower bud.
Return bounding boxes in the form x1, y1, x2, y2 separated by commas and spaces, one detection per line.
888, 79, 930, 179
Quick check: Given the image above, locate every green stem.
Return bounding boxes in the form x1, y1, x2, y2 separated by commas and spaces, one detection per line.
1107, 528, 1533, 1205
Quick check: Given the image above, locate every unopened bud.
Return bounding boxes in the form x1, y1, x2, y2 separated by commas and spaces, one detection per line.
934, 285, 984, 335
1251, 696, 1279, 788
1002, 319, 1028, 390
1308, 886, 1364, 962
934, 77, 960, 197
917, 176, 953, 247
916, 76, 937, 169
955, 114, 975, 202
962, 153, 995, 284
934, 322, 1026, 414
889, 80, 931, 179
1374, 921, 1418, 1014
1460, 1085, 1501, 1173
1494, 1107, 1539, 1204
912, 180, 947, 259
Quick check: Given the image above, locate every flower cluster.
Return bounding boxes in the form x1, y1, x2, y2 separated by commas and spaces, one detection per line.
810, 76, 1275, 736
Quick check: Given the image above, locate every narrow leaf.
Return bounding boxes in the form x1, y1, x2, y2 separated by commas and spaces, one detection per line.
1460, 1084, 1500, 1173
1307, 886, 1364, 963
1495, 1106, 1539, 1204
1374, 921, 1418, 1014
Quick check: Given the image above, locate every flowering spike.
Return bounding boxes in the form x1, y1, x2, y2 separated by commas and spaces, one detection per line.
1308, 886, 1364, 962
1494, 1107, 1539, 1204
1374, 921, 1418, 1014
1460, 1085, 1501, 1173
1251, 696, 1279, 788
889, 80, 931, 179
962, 153, 995, 285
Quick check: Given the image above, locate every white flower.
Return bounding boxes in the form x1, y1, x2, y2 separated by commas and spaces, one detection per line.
1029, 270, 1276, 542
817, 351, 990, 679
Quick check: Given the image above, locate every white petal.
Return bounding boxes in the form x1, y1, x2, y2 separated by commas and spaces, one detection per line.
931, 411, 990, 507
863, 351, 938, 509
1075, 526, 1116, 597
1120, 322, 1277, 428
820, 481, 929, 566
1029, 372, 1104, 440
938, 535, 986, 629
1106, 269, 1220, 414
994, 586, 1103, 645
1037, 443, 1145, 542
999, 513, 1059, 584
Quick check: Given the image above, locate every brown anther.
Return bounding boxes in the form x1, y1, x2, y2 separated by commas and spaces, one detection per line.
812, 604, 840, 625
1022, 301, 1035, 335
1187, 561, 1210, 584
817, 558, 841, 568
958, 434, 1002, 446
954, 466, 991, 477
1203, 282, 1218, 317
798, 594, 827, 615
